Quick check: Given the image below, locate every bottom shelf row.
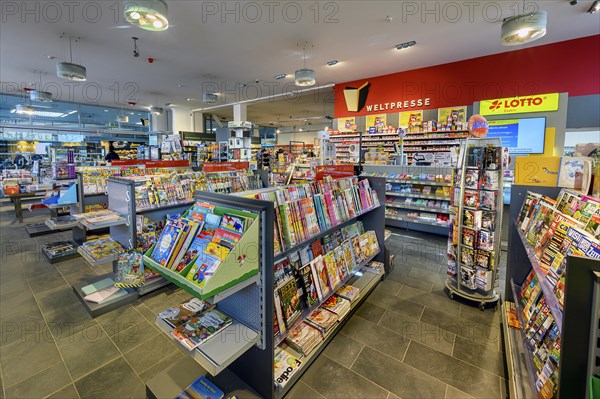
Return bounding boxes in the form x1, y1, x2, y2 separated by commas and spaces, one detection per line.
149, 263, 383, 394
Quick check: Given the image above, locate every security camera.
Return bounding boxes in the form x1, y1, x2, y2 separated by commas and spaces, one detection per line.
133, 50, 140, 58
569, 0, 578, 5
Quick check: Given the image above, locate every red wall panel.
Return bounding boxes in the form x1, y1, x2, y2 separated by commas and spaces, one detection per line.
334, 35, 600, 118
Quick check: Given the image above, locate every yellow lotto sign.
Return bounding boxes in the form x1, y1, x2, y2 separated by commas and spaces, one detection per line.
480, 93, 559, 116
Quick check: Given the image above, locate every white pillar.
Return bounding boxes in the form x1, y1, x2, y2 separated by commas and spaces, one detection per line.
233, 103, 247, 122
170, 107, 193, 134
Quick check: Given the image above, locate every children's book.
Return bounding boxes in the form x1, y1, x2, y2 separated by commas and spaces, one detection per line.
219, 213, 246, 233
171, 309, 233, 350
176, 375, 224, 399
158, 298, 214, 329
150, 221, 183, 267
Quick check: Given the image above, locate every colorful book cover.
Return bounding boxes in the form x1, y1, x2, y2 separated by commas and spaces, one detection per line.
158, 298, 214, 329
526, 203, 556, 249
481, 190, 497, 211
150, 222, 183, 267
278, 278, 302, 327
185, 256, 221, 287
464, 190, 480, 209
174, 222, 208, 272
299, 264, 319, 307
463, 210, 482, 230
202, 213, 222, 238
334, 246, 349, 281
324, 252, 341, 289
171, 309, 233, 350
310, 255, 330, 298
462, 228, 476, 248
464, 169, 481, 189
203, 241, 231, 261
274, 347, 303, 389
212, 227, 242, 249
219, 213, 246, 233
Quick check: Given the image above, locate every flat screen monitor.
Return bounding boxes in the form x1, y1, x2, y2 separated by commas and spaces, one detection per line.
487, 117, 546, 154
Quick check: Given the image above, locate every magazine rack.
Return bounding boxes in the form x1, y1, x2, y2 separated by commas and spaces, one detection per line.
143, 205, 261, 301
503, 185, 600, 399
446, 137, 503, 310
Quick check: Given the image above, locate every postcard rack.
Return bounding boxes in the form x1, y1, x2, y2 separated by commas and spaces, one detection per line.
446, 137, 503, 310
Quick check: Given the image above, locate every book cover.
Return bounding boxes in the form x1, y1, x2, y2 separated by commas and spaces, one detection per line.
464, 169, 481, 189
278, 278, 302, 327
310, 255, 331, 298
81, 277, 115, 296
464, 190, 480, 209
526, 203, 556, 249
219, 213, 246, 233
285, 322, 321, 354
171, 309, 233, 350
274, 347, 303, 389
462, 228, 477, 248
478, 231, 495, 252
463, 210, 482, 230
185, 255, 221, 287
174, 222, 208, 272
150, 222, 183, 267
176, 375, 224, 399
341, 240, 356, 271
202, 213, 222, 237
481, 211, 496, 231
481, 191, 497, 211
324, 252, 341, 289
212, 227, 243, 249
168, 221, 201, 270
83, 286, 124, 304
311, 239, 324, 258
158, 298, 214, 329
460, 266, 477, 290
299, 264, 319, 307
333, 246, 349, 281
306, 307, 338, 332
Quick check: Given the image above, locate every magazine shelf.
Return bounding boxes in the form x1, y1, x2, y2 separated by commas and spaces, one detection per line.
385, 192, 449, 200
386, 214, 451, 227
516, 228, 564, 332
44, 218, 79, 230
274, 268, 382, 399
274, 252, 378, 347
77, 246, 121, 267
386, 202, 451, 214
386, 179, 452, 186
273, 205, 380, 263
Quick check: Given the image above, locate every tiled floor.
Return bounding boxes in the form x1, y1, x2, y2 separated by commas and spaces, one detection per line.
0, 202, 508, 399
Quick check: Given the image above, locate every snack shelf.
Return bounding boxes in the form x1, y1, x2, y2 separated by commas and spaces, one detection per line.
501, 300, 537, 399
274, 268, 382, 399
273, 205, 380, 263
155, 317, 260, 376
274, 252, 378, 347
385, 203, 451, 214
385, 192, 449, 201
386, 215, 451, 228
516, 228, 564, 333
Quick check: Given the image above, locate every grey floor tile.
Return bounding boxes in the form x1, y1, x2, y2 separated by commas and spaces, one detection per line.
57, 323, 121, 380
403, 341, 502, 398
300, 356, 388, 399
44, 303, 96, 339
453, 336, 506, 378
352, 346, 446, 399
0, 292, 39, 321
0, 329, 62, 387
0, 369, 4, 399
0, 307, 47, 347
445, 385, 475, 398
459, 303, 501, 327
420, 307, 500, 348
34, 286, 79, 316
409, 267, 446, 284
27, 270, 69, 294
5, 362, 71, 399
379, 309, 455, 356
140, 289, 183, 313
354, 302, 386, 324
110, 319, 160, 353
387, 392, 401, 399
131, 302, 158, 324
284, 380, 326, 399
46, 384, 80, 399
397, 285, 461, 317
138, 351, 186, 383
322, 332, 364, 368
341, 316, 409, 361
386, 271, 434, 292
371, 279, 402, 297
97, 304, 144, 337
365, 289, 424, 320
74, 357, 145, 399
123, 334, 179, 374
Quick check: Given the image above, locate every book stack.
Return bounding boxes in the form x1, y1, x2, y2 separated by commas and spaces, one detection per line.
81, 278, 128, 304
516, 189, 600, 306
284, 322, 322, 355
519, 271, 561, 398
146, 201, 254, 289
157, 298, 214, 330
251, 176, 380, 255
364, 260, 385, 274
321, 295, 351, 319
79, 237, 125, 261
274, 347, 303, 389
306, 308, 338, 336
171, 308, 233, 351
75, 209, 124, 229
46, 215, 78, 229
336, 284, 360, 303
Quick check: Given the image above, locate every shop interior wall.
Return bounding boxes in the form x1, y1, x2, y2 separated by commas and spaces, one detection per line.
566, 94, 600, 129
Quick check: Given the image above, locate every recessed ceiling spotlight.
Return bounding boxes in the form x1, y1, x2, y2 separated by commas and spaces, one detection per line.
275, 74, 287, 80
326, 60, 339, 66
395, 41, 416, 50
385, 16, 393, 22
588, 0, 600, 13
178, 84, 184, 88
186, 98, 192, 101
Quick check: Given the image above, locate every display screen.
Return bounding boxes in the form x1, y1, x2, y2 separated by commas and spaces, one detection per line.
487, 117, 546, 154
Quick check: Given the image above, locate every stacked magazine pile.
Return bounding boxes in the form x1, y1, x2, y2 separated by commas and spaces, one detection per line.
79, 236, 125, 261
284, 322, 322, 356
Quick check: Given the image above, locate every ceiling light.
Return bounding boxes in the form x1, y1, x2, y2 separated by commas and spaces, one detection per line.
56, 35, 87, 81
104, 109, 109, 112
124, 0, 169, 31
299, 128, 303, 131
117, 115, 129, 123
295, 43, 316, 87
15, 104, 34, 115
295, 69, 316, 87
150, 106, 164, 115
30, 90, 53, 102
203, 93, 218, 104
275, 74, 287, 80
501, 11, 547, 46
588, 1, 600, 13
326, 60, 339, 66
276, 129, 281, 133
60, 110, 78, 118
395, 41, 416, 50
186, 98, 193, 101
